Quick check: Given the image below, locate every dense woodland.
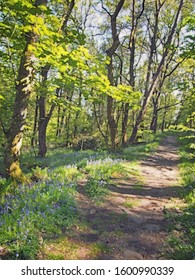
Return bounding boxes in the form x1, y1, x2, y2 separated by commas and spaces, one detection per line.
0, 0, 195, 260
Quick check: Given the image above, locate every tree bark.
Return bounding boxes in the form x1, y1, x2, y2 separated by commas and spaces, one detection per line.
4, 0, 47, 179
31, 94, 39, 149
103, 0, 125, 149
73, 90, 82, 137
150, 91, 161, 133
122, 0, 145, 147
38, 92, 56, 157
150, 105, 158, 133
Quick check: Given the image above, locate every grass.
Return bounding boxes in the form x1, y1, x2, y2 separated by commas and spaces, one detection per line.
123, 199, 140, 208
41, 236, 110, 260
165, 128, 195, 259
121, 140, 159, 162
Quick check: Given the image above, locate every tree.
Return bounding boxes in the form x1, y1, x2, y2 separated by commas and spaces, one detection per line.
101, 0, 125, 149
129, 0, 184, 143
37, 0, 75, 157
3, 0, 48, 179
121, 0, 145, 146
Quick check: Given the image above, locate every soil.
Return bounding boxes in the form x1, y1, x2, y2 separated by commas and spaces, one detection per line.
42, 136, 185, 260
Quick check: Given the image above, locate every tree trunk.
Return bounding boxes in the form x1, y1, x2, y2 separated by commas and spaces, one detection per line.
38, 118, 48, 157
59, 108, 66, 136
150, 91, 161, 133
107, 95, 117, 150
65, 91, 73, 147
161, 111, 167, 132
73, 90, 82, 137
150, 106, 158, 133
56, 105, 61, 138
103, 0, 125, 149
121, 103, 129, 146
38, 95, 56, 157
121, 0, 145, 147
4, 0, 47, 179
31, 95, 39, 149
37, 1, 75, 155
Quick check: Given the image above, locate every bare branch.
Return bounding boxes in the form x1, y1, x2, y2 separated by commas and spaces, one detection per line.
157, 102, 181, 112
136, 0, 145, 22
164, 57, 186, 79
100, 0, 112, 17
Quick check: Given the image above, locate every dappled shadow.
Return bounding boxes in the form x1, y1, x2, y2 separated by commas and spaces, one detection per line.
55, 174, 178, 260
37, 135, 183, 260
60, 204, 171, 260
109, 183, 181, 199
142, 156, 180, 168
57, 135, 182, 260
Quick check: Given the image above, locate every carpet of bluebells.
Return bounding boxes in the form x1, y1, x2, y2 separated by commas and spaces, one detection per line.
0, 176, 77, 259
0, 149, 128, 259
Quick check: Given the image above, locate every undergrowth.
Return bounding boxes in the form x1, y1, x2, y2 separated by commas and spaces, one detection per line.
0, 138, 160, 259
167, 128, 195, 259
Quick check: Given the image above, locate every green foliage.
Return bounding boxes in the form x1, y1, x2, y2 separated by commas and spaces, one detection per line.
82, 157, 126, 200
84, 157, 125, 180
0, 177, 12, 197
31, 166, 49, 182
167, 130, 195, 259
0, 0, 194, 260
181, 14, 195, 59
85, 178, 109, 199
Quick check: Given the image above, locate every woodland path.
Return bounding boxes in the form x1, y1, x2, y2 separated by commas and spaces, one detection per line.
42, 136, 184, 260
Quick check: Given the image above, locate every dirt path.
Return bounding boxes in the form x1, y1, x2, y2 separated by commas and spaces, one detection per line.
42, 136, 184, 260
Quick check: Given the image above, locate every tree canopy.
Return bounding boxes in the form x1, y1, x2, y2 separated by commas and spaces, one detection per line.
0, 0, 194, 179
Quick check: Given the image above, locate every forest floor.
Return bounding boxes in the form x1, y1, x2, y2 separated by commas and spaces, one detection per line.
40, 135, 186, 260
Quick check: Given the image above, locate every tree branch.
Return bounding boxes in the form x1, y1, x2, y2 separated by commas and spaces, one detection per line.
60, 0, 75, 31
113, 0, 125, 19
164, 57, 186, 79
100, 0, 112, 17
136, 0, 145, 21
157, 101, 181, 112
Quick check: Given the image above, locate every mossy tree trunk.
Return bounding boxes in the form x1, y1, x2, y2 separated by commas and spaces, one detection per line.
4, 38, 36, 179
4, 0, 47, 180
